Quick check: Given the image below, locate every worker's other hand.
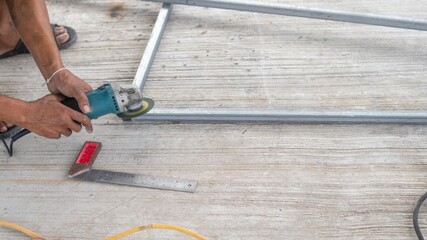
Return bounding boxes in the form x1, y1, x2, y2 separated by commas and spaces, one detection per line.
47, 69, 93, 115
24, 94, 92, 139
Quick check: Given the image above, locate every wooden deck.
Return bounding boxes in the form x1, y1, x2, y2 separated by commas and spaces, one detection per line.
2, 0, 427, 239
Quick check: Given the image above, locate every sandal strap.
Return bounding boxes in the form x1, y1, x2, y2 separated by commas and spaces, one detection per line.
0, 39, 29, 59
14, 39, 30, 54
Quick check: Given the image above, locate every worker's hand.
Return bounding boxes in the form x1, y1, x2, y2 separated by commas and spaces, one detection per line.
24, 94, 92, 139
47, 69, 93, 115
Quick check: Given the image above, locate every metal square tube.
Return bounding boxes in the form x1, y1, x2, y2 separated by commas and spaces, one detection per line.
143, 0, 427, 31
133, 108, 427, 124
133, 3, 173, 90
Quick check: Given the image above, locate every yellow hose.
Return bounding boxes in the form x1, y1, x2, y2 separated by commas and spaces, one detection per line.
0, 221, 45, 239
105, 223, 207, 240
0, 220, 207, 240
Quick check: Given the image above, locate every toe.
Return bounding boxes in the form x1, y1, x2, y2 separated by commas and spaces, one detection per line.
54, 26, 69, 45
56, 32, 70, 45
5, 122, 14, 128
54, 26, 66, 35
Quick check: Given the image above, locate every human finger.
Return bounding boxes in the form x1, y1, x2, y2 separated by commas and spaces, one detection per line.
0, 122, 7, 132
67, 120, 83, 133
70, 110, 93, 133
61, 128, 72, 137
73, 90, 91, 114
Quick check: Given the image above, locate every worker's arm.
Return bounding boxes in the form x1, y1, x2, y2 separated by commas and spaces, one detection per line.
5, 0, 93, 114
0, 95, 91, 139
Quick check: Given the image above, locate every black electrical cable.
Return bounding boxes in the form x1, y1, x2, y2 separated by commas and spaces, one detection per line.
1, 129, 30, 157
414, 191, 427, 240
1, 136, 12, 156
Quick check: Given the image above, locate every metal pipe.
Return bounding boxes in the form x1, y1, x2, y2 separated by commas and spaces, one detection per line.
143, 0, 427, 31
134, 108, 427, 124
133, 3, 173, 91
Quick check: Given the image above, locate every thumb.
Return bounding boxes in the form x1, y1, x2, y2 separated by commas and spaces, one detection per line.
74, 90, 91, 114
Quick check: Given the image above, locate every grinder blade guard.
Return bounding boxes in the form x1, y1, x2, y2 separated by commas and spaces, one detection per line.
114, 84, 155, 120
85, 83, 154, 120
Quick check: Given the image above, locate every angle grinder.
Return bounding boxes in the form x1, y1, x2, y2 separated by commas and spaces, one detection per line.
61, 82, 154, 120
0, 83, 154, 156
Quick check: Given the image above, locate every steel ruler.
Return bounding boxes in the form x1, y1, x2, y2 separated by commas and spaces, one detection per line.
68, 141, 197, 193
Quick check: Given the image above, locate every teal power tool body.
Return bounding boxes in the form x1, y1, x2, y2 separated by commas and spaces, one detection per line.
66, 83, 123, 119
61, 83, 154, 120
1, 83, 154, 156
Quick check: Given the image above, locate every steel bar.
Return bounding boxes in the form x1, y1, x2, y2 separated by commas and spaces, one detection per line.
143, 0, 427, 31
133, 3, 173, 91
77, 170, 198, 193
134, 108, 427, 124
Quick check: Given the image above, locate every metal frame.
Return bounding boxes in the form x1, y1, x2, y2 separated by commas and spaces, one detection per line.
133, 3, 173, 90
133, 0, 427, 124
143, 0, 427, 31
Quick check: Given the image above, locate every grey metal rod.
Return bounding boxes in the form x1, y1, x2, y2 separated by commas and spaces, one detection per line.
134, 108, 427, 124
133, 3, 173, 91
143, 0, 427, 31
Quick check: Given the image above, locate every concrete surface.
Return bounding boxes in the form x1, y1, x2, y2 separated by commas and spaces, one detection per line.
1, 0, 427, 239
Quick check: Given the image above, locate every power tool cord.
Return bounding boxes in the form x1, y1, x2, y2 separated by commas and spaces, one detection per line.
0, 221, 44, 239
1, 129, 31, 157
2, 193, 427, 239
0, 136, 12, 156
105, 224, 207, 240
414, 191, 427, 240
0, 221, 207, 240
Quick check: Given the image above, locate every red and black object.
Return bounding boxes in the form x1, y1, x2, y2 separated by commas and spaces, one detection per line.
68, 141, 102, 177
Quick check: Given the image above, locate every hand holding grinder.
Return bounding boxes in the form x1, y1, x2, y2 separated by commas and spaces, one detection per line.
62, 83, 153, 120
1, 83, 154, 156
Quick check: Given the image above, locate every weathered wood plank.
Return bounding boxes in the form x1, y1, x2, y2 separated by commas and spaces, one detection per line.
1, 1, 427, 239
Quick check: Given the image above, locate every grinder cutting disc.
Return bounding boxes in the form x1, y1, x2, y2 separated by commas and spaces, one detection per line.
117, 97, 154, 120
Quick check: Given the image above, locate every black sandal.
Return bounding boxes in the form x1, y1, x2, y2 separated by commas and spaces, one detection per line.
0, 24, 77, 59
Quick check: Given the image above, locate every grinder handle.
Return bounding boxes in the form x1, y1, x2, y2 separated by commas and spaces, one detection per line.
13, 97, 81, 138
6, 97, 83, 156
61, 97, 83, 114
11, 97, 81, 137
